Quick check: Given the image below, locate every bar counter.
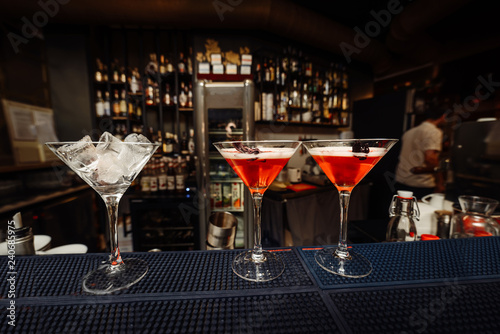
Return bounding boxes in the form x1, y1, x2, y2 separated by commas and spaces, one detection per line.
2, 237, 500, 333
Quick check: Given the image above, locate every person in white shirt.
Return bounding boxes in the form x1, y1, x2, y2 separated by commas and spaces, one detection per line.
394, 108, 447, 199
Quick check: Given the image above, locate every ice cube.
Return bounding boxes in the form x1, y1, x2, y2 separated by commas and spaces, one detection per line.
124, 133, 151, 144
120, 133, 156, 173
95, 151, 125, 184
56, 135, 97, 172
96, 131, 124, 155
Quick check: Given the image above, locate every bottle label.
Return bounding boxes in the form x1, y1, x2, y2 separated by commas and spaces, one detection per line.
167, 176, 175, 190
158, 175, 167, 191
175, 174, 185, 191
141, 176, 151, 192
150, 177, 158, 192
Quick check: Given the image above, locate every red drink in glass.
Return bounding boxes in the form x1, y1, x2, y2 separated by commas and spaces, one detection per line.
224, 153, 290, 194
214, 141, 301, 282
310, 147, 387, 191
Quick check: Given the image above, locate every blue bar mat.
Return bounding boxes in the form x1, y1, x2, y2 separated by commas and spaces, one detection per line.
0, 291, 343, 334
328, 280, 500, 333
0, 248, 314, 298
298, 237, 500, 289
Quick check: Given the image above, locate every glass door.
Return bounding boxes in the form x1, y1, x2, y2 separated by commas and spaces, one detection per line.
194, 80, 255, 249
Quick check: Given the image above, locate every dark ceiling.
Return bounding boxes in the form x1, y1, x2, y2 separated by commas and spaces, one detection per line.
1, 0, 500, 77
288, 0, 500, 76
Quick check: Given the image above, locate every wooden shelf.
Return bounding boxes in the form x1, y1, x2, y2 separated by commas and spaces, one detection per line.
256, 120, 349, 128
0, 161, 62, 174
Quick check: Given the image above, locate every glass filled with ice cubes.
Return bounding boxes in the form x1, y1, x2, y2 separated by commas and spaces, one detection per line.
46, 132, 159, 294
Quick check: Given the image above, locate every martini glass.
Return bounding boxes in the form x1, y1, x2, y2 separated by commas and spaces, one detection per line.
302, 139, 398, 278
213, 140, 301, 282
46, 132, 159, 294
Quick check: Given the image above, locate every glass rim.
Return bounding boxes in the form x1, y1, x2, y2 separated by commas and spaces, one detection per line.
45, 141, 160, 146
213, 140, 301, 145
301, 138, 398, 143
458, 195, 499, 205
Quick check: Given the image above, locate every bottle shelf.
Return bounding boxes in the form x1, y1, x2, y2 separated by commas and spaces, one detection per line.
208, 129, 243, 136
210, 178, 243, 183
256, 120, 349, 128
212, 207, 244, 213
197, 73, 253, 82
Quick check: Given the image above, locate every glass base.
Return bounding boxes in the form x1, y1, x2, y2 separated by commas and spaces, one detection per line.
82, 258, 148, 294
315, 247, 372, 278
232, 250, 285, 282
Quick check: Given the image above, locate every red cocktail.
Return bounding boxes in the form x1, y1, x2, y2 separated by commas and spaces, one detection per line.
214, 141, 301, 282
224, 153, 291, 194
310, 147, 387, 191
303, 139, 398, 278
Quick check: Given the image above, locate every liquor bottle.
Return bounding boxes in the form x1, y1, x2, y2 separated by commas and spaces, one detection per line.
130, 68, 141, 94
290, 49, 299, 76
178, 52, 186, 74
164, 83, 172, 106
103, 91, 111, 116
140, 162, 151, 194
277, 90, 288, 121
136, 103, 142, 120
154, 84, 160, 105
186, 154, 196, 179
333, 63, 341, 88
179, 82, 187, 108
95, 59, 103, 82
158, 157, 168, 193
188, 128, 195, 155
302, 83, 310, 110
159, 55, 166, 75
119, 90, 127, 117
175, 156, 185, 193
112, 90, 121, 116
166, 56, 174, 73
341, 64, 349, 89
166, 158, 176, 192
187, 47, 193, 75
145, 53, 158, 77
342, 91, 349, 110
112, 59, 120, 82
164, 132, 174, 156
290, 80, 300, 108
187, 82, 193, 108
304, 58, 312, 77
120, 66, 127, 83
95, 90, 104, 117
145, 79, 154, 106
149, 159, 158, 194
264, 58, 270, 82
157, 130, 164, 154
172, 134, 180, 156
128, 98, 135, 119
180, 131, 189, 156
102, 64, 109, 82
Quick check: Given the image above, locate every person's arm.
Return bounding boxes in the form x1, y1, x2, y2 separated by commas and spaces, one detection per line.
425, 149, 445, 192
410, 149, 440, 173
424, 149, 440, 168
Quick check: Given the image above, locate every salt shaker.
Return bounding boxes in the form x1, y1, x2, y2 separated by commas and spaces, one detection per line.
386, 191, 419, 242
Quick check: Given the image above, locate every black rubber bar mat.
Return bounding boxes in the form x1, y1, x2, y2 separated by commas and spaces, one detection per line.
0, 248, 314, 299
327, 279, 500, 334
298, 237, 500, 289
0, 291, 344, 334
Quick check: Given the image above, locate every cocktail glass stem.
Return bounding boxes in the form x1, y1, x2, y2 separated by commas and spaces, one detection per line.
103, 195, 123, 268
252, 193, 264, 262
336, 190, 351, 259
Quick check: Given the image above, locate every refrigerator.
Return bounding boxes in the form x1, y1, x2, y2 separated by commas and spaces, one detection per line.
194, 80, 255, 250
